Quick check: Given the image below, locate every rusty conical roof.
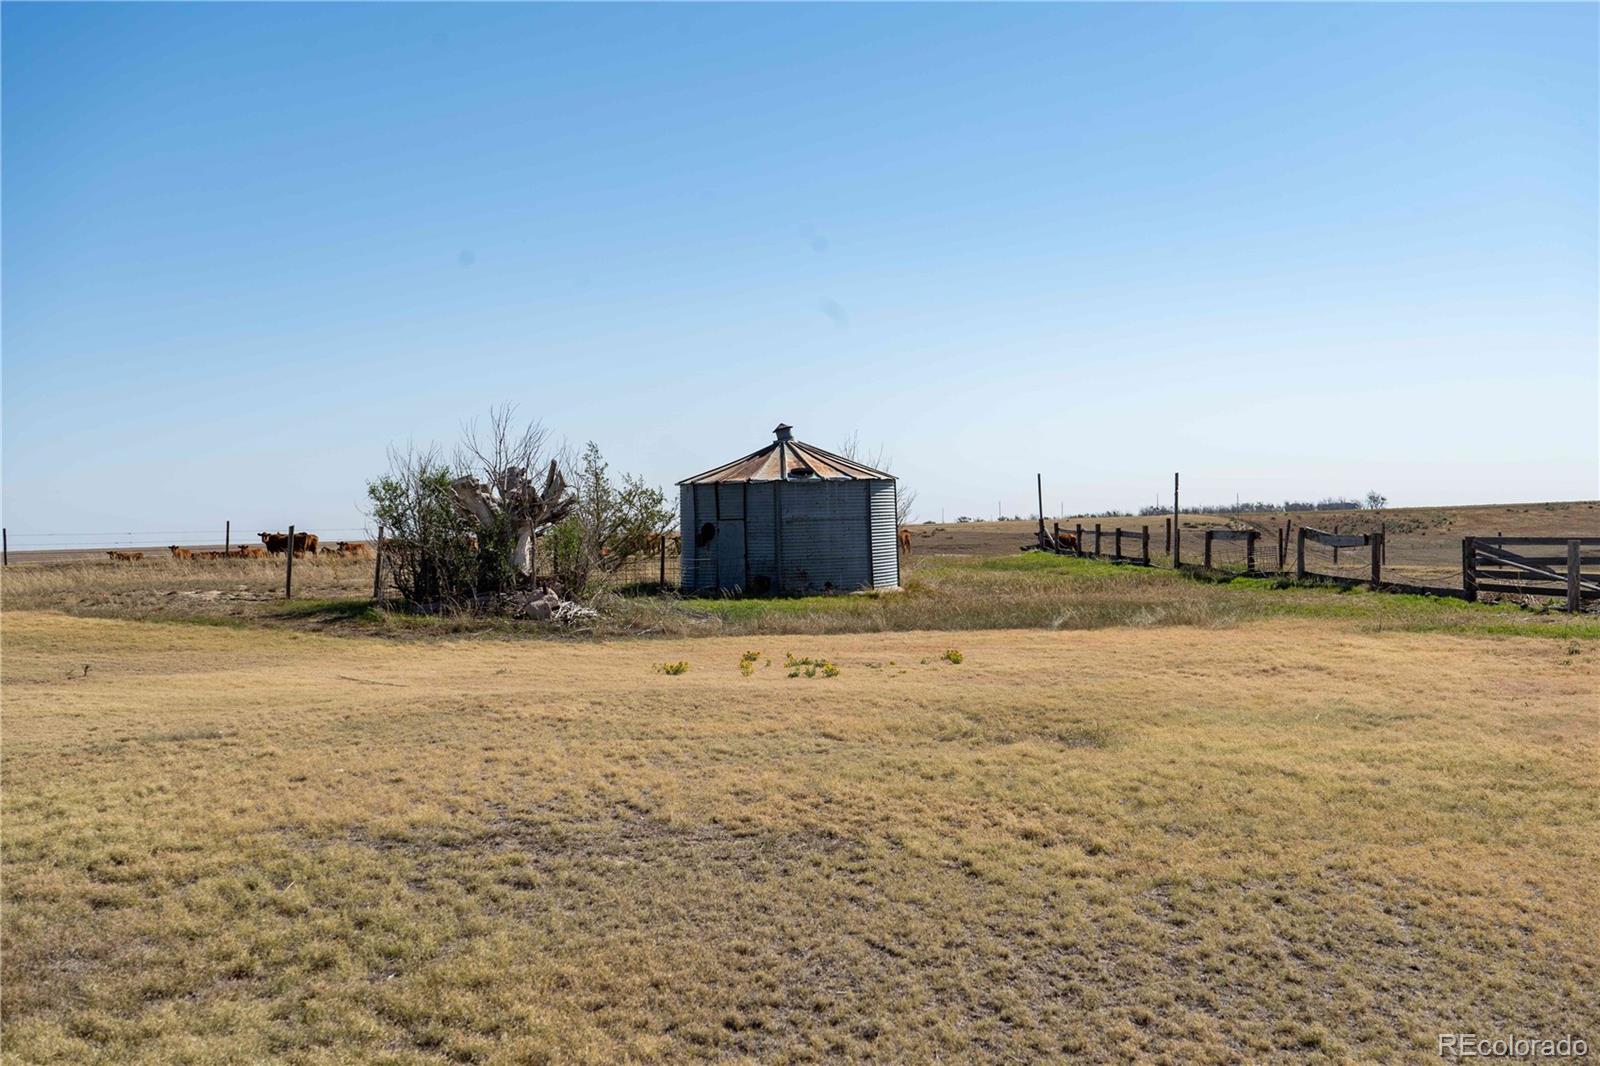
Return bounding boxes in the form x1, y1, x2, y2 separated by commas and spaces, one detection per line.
679, 426, 893, 484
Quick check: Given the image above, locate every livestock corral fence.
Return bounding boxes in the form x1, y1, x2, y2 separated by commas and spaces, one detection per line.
1037, 518, 1599, 612
1463, 537, 1600, 612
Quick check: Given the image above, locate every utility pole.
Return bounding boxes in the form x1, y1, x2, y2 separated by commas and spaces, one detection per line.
1036, 474, 1046, 543
1172, 473, 1180, 566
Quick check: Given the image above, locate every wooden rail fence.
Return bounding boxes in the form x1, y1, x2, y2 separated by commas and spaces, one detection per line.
1202, 529, 1262, 575
1296, 525, 1383, 587
1048, 522, 1151, 566
1463, 537, 1600, 611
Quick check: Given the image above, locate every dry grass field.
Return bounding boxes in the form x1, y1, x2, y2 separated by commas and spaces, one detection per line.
3, 611, 1596, 1063
3, 505, 1598, 1063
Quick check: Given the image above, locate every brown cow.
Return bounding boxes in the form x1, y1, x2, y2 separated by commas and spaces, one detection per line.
898, 527, 912, 556
645, 531, 681, 557
259, 531, 319, 557
168, 546, 193, 560
1056, 533, 1078, 553
332, 541, 373, 559
235, 545, 268, 558
107, 551, 144, 562
193, 551, 227, 560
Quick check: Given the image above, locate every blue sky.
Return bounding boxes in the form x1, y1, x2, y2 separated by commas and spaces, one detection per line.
3, 3, 1595, 544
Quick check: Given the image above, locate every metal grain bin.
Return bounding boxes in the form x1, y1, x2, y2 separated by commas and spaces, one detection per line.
678, 424, 899, 594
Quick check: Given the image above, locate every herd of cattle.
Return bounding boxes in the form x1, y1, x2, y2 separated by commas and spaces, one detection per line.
105, 532, 373, 562
106, 529, 913, 564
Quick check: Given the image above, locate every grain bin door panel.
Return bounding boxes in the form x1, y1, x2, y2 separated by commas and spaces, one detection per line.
713, 483, 747, 591
744, 482, 777, 594
869, 480, 899, 588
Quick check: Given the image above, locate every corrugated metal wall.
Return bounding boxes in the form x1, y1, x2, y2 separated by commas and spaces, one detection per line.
779, 480, 871, 592
745, 482, 778, 594
692, 484, 720, 590
679, 485, 696, 589
869, 480, 900, 589
714, 483, 746, 591
680, 478, 897, 594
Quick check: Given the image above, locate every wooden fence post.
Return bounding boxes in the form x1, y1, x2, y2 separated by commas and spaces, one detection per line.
659, 533, 668, 586
1114, 527, 1122, 561
1203, 530, 1213, 569
224, 520, 230, 558
1094, 523, 1102, 558
1568, 539, 1581, 613
1380, 521, 1387, 564
1333, 523, 1340, 566
1164, 518, 1171, 555
1370, 532, 1382, 589
2, 527, 7, 566
1296, 527, 1307, 580
285, 524, 295, 599
1461, 537, 1477, 602
1246, 531, 1257, 575
373, 525, 385, 602
1141, 525, 1150, 566
1075, 524, 1083, 556
1276, 527, 1285, 571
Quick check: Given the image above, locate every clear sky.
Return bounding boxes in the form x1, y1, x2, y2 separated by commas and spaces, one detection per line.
3, 3, 1596, 545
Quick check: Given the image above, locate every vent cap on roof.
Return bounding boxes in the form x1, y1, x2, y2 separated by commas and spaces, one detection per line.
773, 423, 794, 441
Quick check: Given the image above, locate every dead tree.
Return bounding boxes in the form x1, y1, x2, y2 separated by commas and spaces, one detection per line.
449, 459, 574, 580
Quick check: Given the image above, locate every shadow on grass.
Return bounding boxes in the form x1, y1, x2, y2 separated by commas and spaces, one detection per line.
268, 598, 385, 623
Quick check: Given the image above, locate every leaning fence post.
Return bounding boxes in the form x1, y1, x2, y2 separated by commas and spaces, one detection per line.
1296, 527, 1307, 580
372, 525, 385, 602
1461, 537, 1477, 602
1142, 525, 1150, 566
1568, 539, 1581, 613
1370, 531, 1382, 589
285, 524, 295, 599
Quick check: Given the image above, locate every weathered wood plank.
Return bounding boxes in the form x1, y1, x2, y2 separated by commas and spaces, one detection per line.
1475, 536, 1600, 546
1474, 553, 1600, 567
1474, 543, 1600, 592
1475, 581, 1598, 598
1473, 568, 1573, 582
1306, 533, 1368, 548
